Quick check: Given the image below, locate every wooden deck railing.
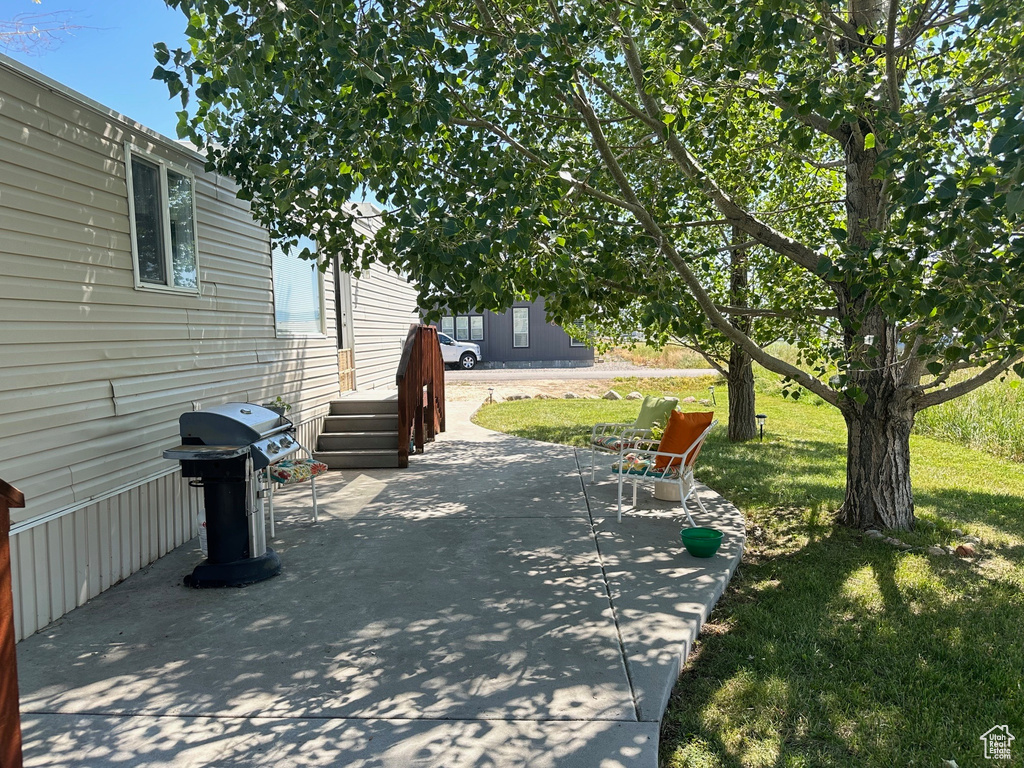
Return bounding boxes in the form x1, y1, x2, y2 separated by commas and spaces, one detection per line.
396, 325, 446, 469
1, 479, 24, 768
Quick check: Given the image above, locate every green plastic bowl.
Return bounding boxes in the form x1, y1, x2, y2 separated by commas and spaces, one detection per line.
680, 527, 723, 558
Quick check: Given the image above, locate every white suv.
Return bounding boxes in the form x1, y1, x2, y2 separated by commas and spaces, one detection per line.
437, 332, 482, 369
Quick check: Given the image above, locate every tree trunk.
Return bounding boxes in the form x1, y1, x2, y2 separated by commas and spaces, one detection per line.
727, 345, 757, 441
726, 226, 757, 441
839, 391, 916, 530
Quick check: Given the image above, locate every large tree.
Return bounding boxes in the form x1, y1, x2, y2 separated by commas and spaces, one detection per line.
157, 0, 1024, 530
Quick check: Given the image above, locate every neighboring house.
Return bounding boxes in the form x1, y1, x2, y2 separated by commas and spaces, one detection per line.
0, 56, 417, 640
434, 297, 594, 368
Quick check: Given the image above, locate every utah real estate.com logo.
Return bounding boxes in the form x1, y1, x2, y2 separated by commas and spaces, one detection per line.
980, 725, 1015, 761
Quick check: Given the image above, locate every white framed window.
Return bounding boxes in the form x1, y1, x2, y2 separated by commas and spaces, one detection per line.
513, 307, 530, 348
440, 317, 455, 337
470, 315, 484, 341
273, 236, 324, 336
569, 323, 587, 347
455, 315, 470, 341
125, 143, 199, 293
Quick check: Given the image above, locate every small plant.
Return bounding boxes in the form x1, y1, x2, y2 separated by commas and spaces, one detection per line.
265, 395, 292, 414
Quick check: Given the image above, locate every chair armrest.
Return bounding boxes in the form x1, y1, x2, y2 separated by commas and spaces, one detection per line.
591, 421, 639, 435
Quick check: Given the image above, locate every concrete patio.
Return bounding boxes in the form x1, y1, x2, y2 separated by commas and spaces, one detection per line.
16, 402, 745, 767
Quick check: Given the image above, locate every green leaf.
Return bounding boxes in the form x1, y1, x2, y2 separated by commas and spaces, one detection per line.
1008, 190, 1024, 216
863, 133, 875, 150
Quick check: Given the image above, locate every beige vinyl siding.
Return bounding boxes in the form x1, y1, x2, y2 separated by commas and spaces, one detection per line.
8, 473, 201, 642
351, 260, 420, 389
0, 56, 340, 638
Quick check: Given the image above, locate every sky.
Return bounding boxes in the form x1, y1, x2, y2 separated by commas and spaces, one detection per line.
1, 0, 192, 139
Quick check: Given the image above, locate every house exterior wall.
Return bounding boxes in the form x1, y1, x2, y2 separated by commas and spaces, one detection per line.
348, 205, 421, 390
0, 56, 340, 640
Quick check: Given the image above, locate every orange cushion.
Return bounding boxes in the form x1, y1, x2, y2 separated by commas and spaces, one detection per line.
654, 411, 714, 469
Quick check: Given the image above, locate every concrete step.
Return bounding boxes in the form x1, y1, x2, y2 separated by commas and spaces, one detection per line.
317, 431, 399, 451
324, 413, 399, 432
330, 398, 399, 416
313, 449, 401, 469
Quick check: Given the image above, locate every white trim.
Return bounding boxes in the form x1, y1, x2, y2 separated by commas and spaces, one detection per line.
10, 467, 181, 536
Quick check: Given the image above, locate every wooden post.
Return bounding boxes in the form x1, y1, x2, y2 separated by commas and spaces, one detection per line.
0, 478, 24, 768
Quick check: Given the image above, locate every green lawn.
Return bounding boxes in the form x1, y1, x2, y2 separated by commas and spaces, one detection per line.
474, 377, 1024, 767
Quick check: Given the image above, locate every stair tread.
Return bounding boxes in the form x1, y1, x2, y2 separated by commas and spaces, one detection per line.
319, 430, 398, 436
314, 449, 399, 456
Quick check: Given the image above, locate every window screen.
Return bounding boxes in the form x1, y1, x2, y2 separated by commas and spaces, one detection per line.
513, 307, 530, 348
441, 317, 455, 337
470, 316, 484, 340
273, 236, 323, 335
455, 315, 470, 341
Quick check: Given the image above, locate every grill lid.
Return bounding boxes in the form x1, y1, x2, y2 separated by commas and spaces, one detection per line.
179, 402, 290, 445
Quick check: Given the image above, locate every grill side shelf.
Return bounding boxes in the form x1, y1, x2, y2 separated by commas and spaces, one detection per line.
163, 445, 250, 460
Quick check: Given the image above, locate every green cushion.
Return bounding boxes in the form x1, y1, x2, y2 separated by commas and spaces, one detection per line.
633, 396, 679, 430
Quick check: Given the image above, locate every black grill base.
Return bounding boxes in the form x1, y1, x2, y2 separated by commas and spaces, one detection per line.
184, 548, 281, 588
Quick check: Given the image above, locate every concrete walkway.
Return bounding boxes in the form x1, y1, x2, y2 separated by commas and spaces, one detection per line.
16, 402, 745, 767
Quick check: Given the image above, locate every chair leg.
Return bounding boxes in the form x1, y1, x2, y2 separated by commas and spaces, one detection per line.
693, 483, 708, 515
632, 478, 638, 509
617, 474, 624, 523
680, 475, 698, 528
591, 447, 596, 482
310, 476, 319, 522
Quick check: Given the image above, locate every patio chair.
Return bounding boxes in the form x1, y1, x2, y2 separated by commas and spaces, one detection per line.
261, 448, 329, 539
612, 413, 717, 525
589, 395, 678, 481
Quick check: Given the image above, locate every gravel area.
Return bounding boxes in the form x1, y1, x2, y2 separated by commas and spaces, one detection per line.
444, 364, 719, 403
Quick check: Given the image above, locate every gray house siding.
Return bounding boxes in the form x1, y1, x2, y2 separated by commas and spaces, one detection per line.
437, 297, 594, 367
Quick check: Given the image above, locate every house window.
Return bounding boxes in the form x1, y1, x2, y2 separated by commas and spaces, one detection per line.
125, 144, 198, 292
455, 315, 470, 341
470, 315, 484, 341
513, 307, 530, 348
273, 236, 324, 336
441, 317, 455, 337
568, 323, 587, 347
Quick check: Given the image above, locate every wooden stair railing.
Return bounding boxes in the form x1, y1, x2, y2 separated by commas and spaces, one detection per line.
0, 479, 24, 768
396, 324, 446, 468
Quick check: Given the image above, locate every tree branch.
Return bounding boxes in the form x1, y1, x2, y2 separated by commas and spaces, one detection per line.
617, 36, 830, 275
577, 46, 840, 405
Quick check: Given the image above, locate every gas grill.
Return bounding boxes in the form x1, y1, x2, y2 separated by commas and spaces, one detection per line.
163, 402, 304, 587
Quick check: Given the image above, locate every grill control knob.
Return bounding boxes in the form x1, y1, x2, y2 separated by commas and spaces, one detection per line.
267, 442, 280, 454
280, 436, 292, 447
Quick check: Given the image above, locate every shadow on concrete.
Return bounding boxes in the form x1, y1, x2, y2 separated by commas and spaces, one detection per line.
17, 418, 744, 767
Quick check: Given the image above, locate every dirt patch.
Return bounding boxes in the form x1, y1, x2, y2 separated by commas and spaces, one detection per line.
444, 378, 624, 404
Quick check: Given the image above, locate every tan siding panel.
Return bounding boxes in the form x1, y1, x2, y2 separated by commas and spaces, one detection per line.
1, 59, 342, 636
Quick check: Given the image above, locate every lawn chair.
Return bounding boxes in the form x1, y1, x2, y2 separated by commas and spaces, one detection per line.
260, 448, 329, 539
589, 395, 678, 481
613, 418, 717, 525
